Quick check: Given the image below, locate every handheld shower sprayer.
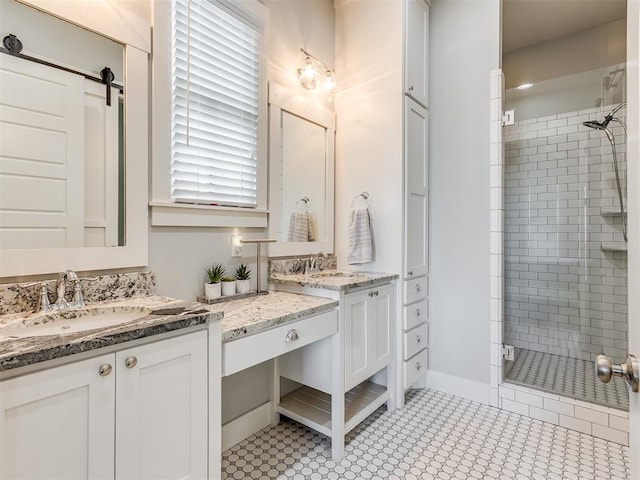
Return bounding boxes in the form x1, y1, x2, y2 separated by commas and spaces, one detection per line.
582, 103, 627, 242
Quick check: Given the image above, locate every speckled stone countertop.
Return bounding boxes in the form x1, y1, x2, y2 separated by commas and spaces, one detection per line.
205, 291, 338, 342
269, 270, 398, 292
0, 296, 222, 373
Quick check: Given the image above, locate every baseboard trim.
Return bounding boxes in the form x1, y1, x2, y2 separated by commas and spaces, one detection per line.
426, 370, 490, 405
221, 402, 272, 452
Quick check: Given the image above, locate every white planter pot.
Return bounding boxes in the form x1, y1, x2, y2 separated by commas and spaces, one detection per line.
204, 282, 221, 299
222, 281, 236, 296
236, 279, 250, 294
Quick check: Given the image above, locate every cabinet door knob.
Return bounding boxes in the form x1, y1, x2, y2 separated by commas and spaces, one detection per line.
374, 290, 379, 296
285, 329, 299, 342
368, 291, 373, 297
408, 85, 414, 92
408, 270, 413, 276
125, 356, 138, 369
415, 335, 422, 344
415, 308, 421, 317
414, 362, 422, 371
415, 283, 421, 293
98, 363, 112, 377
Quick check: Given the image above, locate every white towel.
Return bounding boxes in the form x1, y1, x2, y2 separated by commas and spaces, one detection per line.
288, 211, 315, 242
347, 208, 373, 264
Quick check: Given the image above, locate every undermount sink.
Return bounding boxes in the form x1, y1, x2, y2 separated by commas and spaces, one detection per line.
1, 305, 154, 339
309, 271, 367, 279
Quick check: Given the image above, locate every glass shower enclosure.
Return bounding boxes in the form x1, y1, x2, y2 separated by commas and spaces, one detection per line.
502, 66, 628, 411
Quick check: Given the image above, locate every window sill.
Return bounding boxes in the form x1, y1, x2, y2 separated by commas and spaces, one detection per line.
149, 201, 268, 228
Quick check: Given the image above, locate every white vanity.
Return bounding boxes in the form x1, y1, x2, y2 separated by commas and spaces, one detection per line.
268, 269, 399, 460
0, 275, 222, 479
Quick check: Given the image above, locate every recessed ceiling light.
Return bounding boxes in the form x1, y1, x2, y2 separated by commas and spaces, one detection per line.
517, 83, 533, 90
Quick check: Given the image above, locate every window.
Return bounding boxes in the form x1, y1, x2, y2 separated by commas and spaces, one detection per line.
171, 0, 265, 207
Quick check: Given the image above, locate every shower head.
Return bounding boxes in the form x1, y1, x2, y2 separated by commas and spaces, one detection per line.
582, 103, 627, 131
582, 120, 609, 130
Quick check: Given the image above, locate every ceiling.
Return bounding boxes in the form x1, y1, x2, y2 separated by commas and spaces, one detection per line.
502, 0, 627, 53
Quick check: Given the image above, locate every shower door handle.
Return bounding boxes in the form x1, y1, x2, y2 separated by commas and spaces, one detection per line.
595, 354, 639, 392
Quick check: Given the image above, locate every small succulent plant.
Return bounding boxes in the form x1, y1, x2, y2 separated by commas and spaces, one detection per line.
221, 276, 236, 282
205, 263, 225, 284
235, 264, 251, 280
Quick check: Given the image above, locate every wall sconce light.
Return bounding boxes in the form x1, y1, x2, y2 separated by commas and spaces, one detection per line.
297, 48, 335, 92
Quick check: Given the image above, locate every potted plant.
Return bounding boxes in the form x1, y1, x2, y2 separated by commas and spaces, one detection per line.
221, 276, 237, 296
235, 264, 251, 294
204, 263, 225, 299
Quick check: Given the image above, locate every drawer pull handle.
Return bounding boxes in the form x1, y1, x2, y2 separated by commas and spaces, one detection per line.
374, 290, 379, 296
285, 329, 299, 342
125, 356, 138, 369
414, 362, 422, 371
415, 284, 421, 293
415, 335, 422, 344
98, 363, 112, 377
415, 308, 421, 317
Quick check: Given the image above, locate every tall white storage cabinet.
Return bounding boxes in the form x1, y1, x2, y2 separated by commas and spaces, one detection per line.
335, 0, 429, 407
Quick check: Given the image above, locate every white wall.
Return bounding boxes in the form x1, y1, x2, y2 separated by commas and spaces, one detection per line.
148, 0, 335, 427
428, 0, 500, 389
333, 0, 403, 274
503, 19, 626, 90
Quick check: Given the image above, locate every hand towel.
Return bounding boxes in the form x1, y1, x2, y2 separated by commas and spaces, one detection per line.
288, 211, 314, 242
347, 208, 373, 264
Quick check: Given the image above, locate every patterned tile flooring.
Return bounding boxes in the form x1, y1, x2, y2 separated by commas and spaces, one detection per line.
504, 348, 629, 411
222, 389, 630, 479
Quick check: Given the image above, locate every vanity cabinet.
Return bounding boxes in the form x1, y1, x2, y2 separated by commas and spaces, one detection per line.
344, 284, 394, 391
274, 281, 395, 460
0, 331, 208, 480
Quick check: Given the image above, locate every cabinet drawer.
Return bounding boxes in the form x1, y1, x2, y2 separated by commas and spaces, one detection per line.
403, 349, 428, 390
222, 310, 338, 376
404, 276, 427, 304
403, 299, 427, 331
403, 323, 428, 360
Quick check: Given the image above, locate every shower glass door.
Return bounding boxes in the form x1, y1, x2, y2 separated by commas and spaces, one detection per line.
503, 66, 629, 411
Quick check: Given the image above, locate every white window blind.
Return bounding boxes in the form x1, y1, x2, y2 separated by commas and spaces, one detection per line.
172, 0, 261, 207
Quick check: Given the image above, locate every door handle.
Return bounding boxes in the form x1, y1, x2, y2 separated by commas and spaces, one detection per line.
595, 354, 639, 392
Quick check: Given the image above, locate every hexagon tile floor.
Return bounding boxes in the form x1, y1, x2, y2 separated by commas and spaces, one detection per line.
222, 389, 630, 480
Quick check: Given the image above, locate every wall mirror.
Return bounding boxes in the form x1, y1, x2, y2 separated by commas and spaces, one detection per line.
267, 82, 335, 257
0, 0, 150, 277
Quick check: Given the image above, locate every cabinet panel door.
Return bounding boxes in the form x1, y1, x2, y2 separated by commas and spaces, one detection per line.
405, 0, 429, 107
344, 290, 372, 391
372, 284, 394, 371
0, 354, 115, 479
404, 99, 428, 279
116, 331, 208, 480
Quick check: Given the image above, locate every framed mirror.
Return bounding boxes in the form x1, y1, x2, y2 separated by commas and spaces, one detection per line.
267, 82, 335, 257
0, 0, 150, 277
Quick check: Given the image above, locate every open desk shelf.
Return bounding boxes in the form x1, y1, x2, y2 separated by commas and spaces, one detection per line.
277, 381, 389, 437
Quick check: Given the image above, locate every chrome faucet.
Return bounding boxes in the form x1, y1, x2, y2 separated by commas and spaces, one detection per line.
38, 270, 85, 313
304, 256, 320, 275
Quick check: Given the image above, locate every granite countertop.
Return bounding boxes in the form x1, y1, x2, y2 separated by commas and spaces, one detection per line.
0, 296, 222, 373
205, 291, 338, 342
269, 270, 398, 292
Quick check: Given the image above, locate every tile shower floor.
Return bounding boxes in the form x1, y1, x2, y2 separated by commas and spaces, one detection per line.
222, 388, 630, 479
504, 347, 629, 411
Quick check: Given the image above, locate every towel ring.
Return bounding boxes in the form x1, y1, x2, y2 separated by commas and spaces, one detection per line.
295, 196, 310, 212
351, 191, 370, 209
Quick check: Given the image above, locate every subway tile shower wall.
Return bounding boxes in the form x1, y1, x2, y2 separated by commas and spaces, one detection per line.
503, 107, 627, 364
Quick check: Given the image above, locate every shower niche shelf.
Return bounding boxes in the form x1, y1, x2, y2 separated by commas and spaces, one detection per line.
601, 242, 628, 253
600, 207, 627, 217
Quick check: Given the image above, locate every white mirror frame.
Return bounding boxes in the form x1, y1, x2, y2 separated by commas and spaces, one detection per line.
0, 1, 149, 278
267, 82, 335, 257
